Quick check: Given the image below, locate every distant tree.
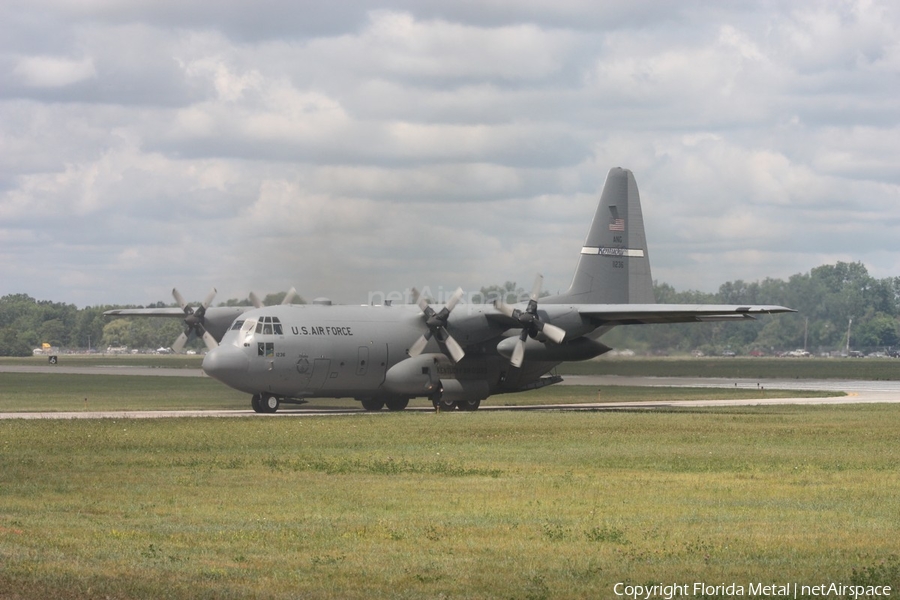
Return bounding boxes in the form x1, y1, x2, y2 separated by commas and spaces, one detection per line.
0, 293, 38, 326
221, 291, 305, 307
472, 282, 548, 305
71, 307, 107, 350
101, 319, 132, 348
855, 313, 900, 348
262, 291, 305, 306
0, 327, 31, 356
222, 297, 253, 307
100, 317, 184, 350
38, 319, 67, 348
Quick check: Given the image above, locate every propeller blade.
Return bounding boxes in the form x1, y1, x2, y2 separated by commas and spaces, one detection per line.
282, 287, 297, 305
530, 274, 544, 302
409, 334, 430, 357
172, 288, 189, 312
172, 331, 189, 354
201, 330, 219, 351
493, 299, 517, 319
171, 288, 217, 353
411, 286, 466, 362
200, 288, 217, 310
249, 292, 263, 309
496, 274, 566, 366
445, 287, 465, 312
511, 338, 526, 368
442, 332, 466, 363
540, 322, 566, 344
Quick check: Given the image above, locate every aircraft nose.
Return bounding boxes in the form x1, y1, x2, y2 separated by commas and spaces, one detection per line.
202, 346, 249, 383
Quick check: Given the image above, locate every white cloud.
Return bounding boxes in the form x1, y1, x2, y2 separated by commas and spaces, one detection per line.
13, 55, 96, 87
1, 1, 899, 306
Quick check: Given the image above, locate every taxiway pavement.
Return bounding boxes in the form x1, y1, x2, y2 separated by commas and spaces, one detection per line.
1, 364, 898, 419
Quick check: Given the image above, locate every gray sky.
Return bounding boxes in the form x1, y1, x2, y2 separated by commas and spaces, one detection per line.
2, 0, 899, 307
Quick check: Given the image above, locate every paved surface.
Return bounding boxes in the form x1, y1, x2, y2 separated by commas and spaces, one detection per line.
4, 394, 898, 420
562, 374, 900, 402
0, 365, 204, 377
2, 365, 899, 419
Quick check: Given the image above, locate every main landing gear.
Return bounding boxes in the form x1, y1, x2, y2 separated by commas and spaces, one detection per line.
431, 396, 481, 412
359, 397, 411, 412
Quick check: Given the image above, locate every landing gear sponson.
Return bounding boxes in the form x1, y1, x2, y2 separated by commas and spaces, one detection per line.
358, 397, 411, 411
248, 395, 479, 413
250, 394, 311, 413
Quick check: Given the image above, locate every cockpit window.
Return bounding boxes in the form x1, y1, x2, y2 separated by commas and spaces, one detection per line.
254, 316, 283, 335
231, 320, 245, 331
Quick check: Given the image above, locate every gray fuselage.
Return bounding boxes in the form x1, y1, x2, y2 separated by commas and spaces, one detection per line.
201, 302, 589, 404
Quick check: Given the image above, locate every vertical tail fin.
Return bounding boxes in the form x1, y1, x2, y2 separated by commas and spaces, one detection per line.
547, 167, 655, 305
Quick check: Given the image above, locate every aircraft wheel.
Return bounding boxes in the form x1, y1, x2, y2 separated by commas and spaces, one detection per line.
360, 398, 385, 411
457, 398, 481, 411
432, 398, 457, 412
385, 398, 409, 411
251, 394, 263, 413
260, 394, 280, 413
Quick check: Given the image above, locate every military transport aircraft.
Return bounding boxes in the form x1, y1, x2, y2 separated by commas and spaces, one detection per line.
105, 167, 794, 413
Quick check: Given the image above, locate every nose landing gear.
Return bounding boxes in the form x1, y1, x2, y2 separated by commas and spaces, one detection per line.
251, 393, 280, 414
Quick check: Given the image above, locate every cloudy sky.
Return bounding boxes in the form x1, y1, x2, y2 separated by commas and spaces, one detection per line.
2, 0, 899, 307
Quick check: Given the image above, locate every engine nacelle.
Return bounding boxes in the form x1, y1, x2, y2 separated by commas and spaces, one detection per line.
383, 353, 450, 396
496, 336, 611, 362
436, 378, 489, 403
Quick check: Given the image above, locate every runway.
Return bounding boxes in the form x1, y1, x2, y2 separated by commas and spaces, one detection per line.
564, 374, 900, 397
2, 364, 899, 419
0, 365, 205, 377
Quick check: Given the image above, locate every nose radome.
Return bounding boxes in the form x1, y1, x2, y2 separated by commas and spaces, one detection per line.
202, 346, 249, 382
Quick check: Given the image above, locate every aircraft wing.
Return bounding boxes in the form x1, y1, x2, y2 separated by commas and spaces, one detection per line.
575, 304, 795, 325
103, 308, 186, 317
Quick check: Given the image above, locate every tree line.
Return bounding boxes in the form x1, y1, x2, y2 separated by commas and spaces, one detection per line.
601, 261, 900, 355
2, 262, 898, 356
0, 292, 301, 356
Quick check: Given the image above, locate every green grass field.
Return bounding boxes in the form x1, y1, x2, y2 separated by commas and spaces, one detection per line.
1, 407, 898, 599
0, 357, 891, 598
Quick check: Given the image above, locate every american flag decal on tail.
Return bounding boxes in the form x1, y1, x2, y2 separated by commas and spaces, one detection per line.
609, 218, 624, 231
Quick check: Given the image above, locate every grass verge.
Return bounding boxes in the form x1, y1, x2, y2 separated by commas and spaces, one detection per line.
1, 406, 898, 598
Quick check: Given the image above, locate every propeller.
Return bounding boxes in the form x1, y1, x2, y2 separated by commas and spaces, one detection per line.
249, 287, 298, 309
494, 274, 566, 368
172, 288, 219, 353
408, 287, 466, 363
